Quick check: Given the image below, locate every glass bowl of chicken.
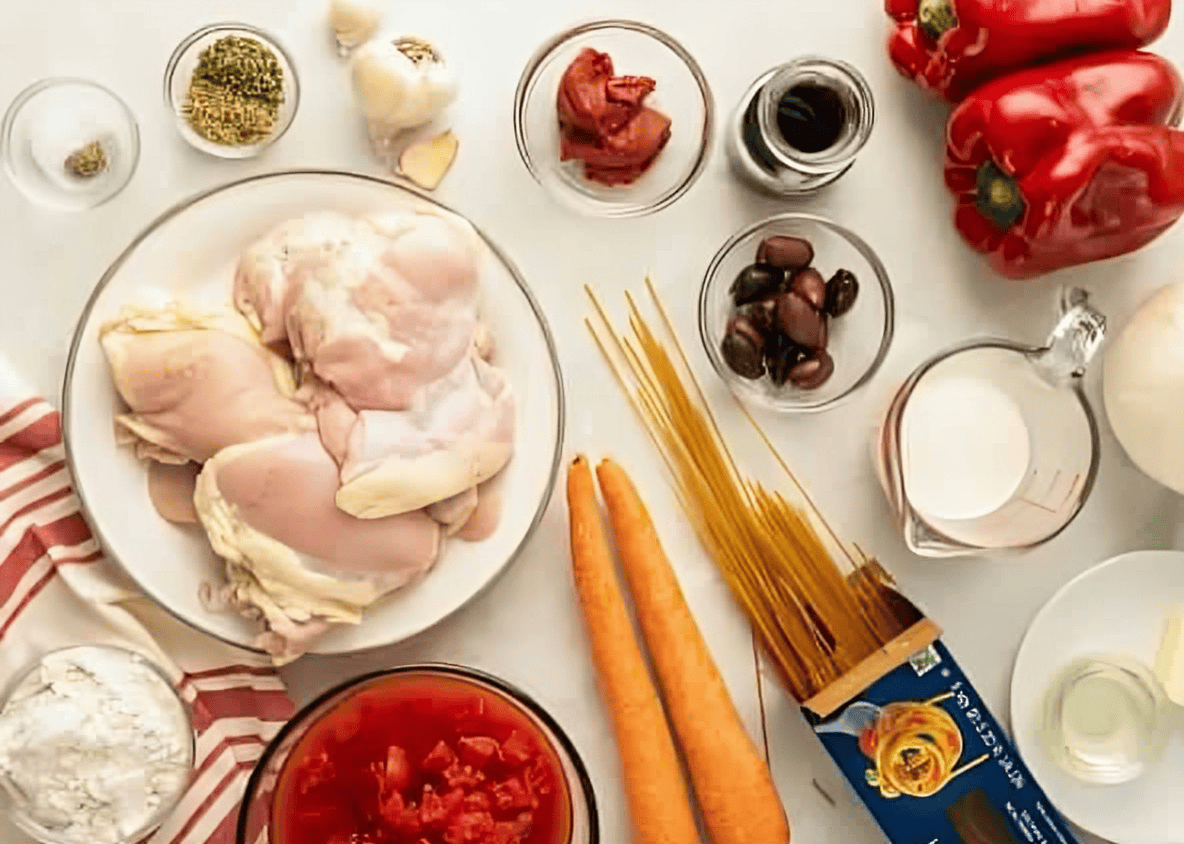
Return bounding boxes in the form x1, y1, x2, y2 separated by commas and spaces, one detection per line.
61, 170, 564, 660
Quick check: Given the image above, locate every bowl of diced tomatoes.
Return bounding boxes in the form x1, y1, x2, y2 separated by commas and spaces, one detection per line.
237, 664, 598, 844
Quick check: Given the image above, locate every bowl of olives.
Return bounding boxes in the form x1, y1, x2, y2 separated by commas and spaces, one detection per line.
698, 212, 894, 412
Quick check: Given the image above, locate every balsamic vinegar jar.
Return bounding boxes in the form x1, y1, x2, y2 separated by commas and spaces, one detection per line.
727, 57, 874, 196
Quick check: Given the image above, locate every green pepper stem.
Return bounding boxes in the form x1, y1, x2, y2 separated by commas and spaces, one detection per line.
918, 0, 957, 41
975, 161, 1026, 231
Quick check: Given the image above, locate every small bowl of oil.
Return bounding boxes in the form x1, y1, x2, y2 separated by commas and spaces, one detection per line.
164, 22, 300, 159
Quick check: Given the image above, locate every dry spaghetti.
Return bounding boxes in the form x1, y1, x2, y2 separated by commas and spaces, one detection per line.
585, 279, 913, 701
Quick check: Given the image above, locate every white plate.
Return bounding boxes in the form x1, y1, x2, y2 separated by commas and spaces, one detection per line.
1010, 550, 1184, 844
62, 170, 565, 655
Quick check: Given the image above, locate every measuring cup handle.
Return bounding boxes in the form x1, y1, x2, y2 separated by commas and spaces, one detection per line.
1033, 287, 1107, 384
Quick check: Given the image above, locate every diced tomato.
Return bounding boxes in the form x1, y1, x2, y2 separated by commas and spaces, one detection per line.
442, 810, 495, 844
463, 792, 492, 812
489, 813, 533, 844
378, 789, 406, 824
458, 736, 501, 769
500, 732, 534, 768
442, 787, 466, 818
420, 786, 450, 828
423, 741, 459, 774
392, 805, 422, 838
491, 777, 535, 812
523, 757, 551, 798
297, 751, 336, 793
442, 761, 482, 789
384, 746, 413, 794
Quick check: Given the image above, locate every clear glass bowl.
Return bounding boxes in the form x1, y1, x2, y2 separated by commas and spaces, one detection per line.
0, 645, 195, 844
513, 19, 713, 217
1040, 653, 1170, 785
164, 22, 299, 159
2, 77, 139, 210
699, 212, 894, 412
236, 663, 598, 844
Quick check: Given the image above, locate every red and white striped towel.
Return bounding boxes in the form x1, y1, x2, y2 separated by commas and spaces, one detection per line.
0, 361, 295, 844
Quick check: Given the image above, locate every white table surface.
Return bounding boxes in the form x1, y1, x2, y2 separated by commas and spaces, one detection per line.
3, 1, 1183, 843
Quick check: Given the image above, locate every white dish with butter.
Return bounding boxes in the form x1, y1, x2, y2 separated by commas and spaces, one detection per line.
1011, 550, 1184, 844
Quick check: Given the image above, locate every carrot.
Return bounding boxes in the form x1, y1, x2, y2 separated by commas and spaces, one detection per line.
596, 458, 790, 844
565, 456, 701, 844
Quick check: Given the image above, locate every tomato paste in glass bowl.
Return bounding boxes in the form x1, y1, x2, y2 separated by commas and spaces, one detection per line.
237, 665, 597, 844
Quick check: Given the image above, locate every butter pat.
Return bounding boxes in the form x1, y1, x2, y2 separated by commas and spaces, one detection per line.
1154, 606, 1184, 706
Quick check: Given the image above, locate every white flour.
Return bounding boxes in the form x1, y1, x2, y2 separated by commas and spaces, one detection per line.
0, 646, 193, 844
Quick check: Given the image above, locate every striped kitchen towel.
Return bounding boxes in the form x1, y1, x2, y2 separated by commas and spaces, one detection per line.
0, 359, 295, 844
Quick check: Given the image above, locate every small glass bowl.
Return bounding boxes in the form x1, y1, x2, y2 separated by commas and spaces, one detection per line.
699, 212, 894, 412
513, 19, 713, 217
237, 663, 597, 844
2, 78, 139, 211
164, 22, 300, 159
1040, 653, 1170, 785
0, 645, 195, 844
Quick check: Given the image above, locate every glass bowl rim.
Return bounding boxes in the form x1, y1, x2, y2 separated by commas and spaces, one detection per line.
0, 644, 196, 844
162, 21, 301, 157
512, 17, 714, 219
234, 661, 600, 844
698, 211, 895, 413
1, 75, 141, 211
59, 168, 567, 656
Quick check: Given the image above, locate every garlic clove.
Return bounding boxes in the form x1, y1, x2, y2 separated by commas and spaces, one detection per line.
330, 0, 383, 53
400, 130, 459, 190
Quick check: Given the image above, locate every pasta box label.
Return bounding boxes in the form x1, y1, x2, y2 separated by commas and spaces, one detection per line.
802, 640, 1077, 844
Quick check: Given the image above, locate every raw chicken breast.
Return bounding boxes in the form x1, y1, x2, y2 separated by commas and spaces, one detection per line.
101, 305, 313, 464
235, 209, 483, 410
195, 432, 443, 659
334, 355, 516, 519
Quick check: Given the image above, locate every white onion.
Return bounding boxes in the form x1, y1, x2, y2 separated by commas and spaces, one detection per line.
1103, 281, 1184, 494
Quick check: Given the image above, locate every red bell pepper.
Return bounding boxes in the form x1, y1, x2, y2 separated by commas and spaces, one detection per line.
944, 50, 1184, 279
886, 0, 1171, 102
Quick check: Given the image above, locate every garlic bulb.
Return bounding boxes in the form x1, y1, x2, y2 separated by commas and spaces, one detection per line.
1103, 281, 1184, 494
330, 0, 382, 53
350, 36, 457, 133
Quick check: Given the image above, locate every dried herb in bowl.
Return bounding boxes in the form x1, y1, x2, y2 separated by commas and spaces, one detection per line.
182, 34, 284, 147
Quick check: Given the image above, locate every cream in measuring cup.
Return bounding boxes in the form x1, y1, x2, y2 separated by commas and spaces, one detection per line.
875, 287, 1105, 558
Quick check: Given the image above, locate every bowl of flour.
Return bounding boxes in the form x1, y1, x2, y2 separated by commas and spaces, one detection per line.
0, 645, 194, 844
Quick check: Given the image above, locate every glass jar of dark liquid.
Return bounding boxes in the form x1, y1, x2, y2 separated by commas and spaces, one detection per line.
727, 57, 874, 196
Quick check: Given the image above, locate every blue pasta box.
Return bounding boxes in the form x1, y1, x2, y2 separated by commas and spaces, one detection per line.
800, 616, 1078, 844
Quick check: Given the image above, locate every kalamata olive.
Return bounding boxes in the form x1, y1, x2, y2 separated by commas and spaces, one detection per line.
756, 235, 814, 271
730, 263, 785, 305
790, 267, 827, 311
788, 349, 835, 389
721, 329, 765, 379
764, 333, 808, 386
725, 313, 766, 355
824, 269, 860, 317
774, 291, 828, 349
736, 301, 775, 337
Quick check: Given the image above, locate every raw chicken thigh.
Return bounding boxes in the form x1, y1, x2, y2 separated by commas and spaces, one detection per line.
102, 208, 517, 662
196, 432, 442, 659
101, 305, 312, 464
235, 209, 481, 409
334, 355, 515, 519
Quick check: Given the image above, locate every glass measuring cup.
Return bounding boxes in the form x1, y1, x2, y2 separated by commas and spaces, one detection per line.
876, 288, 1105, 557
